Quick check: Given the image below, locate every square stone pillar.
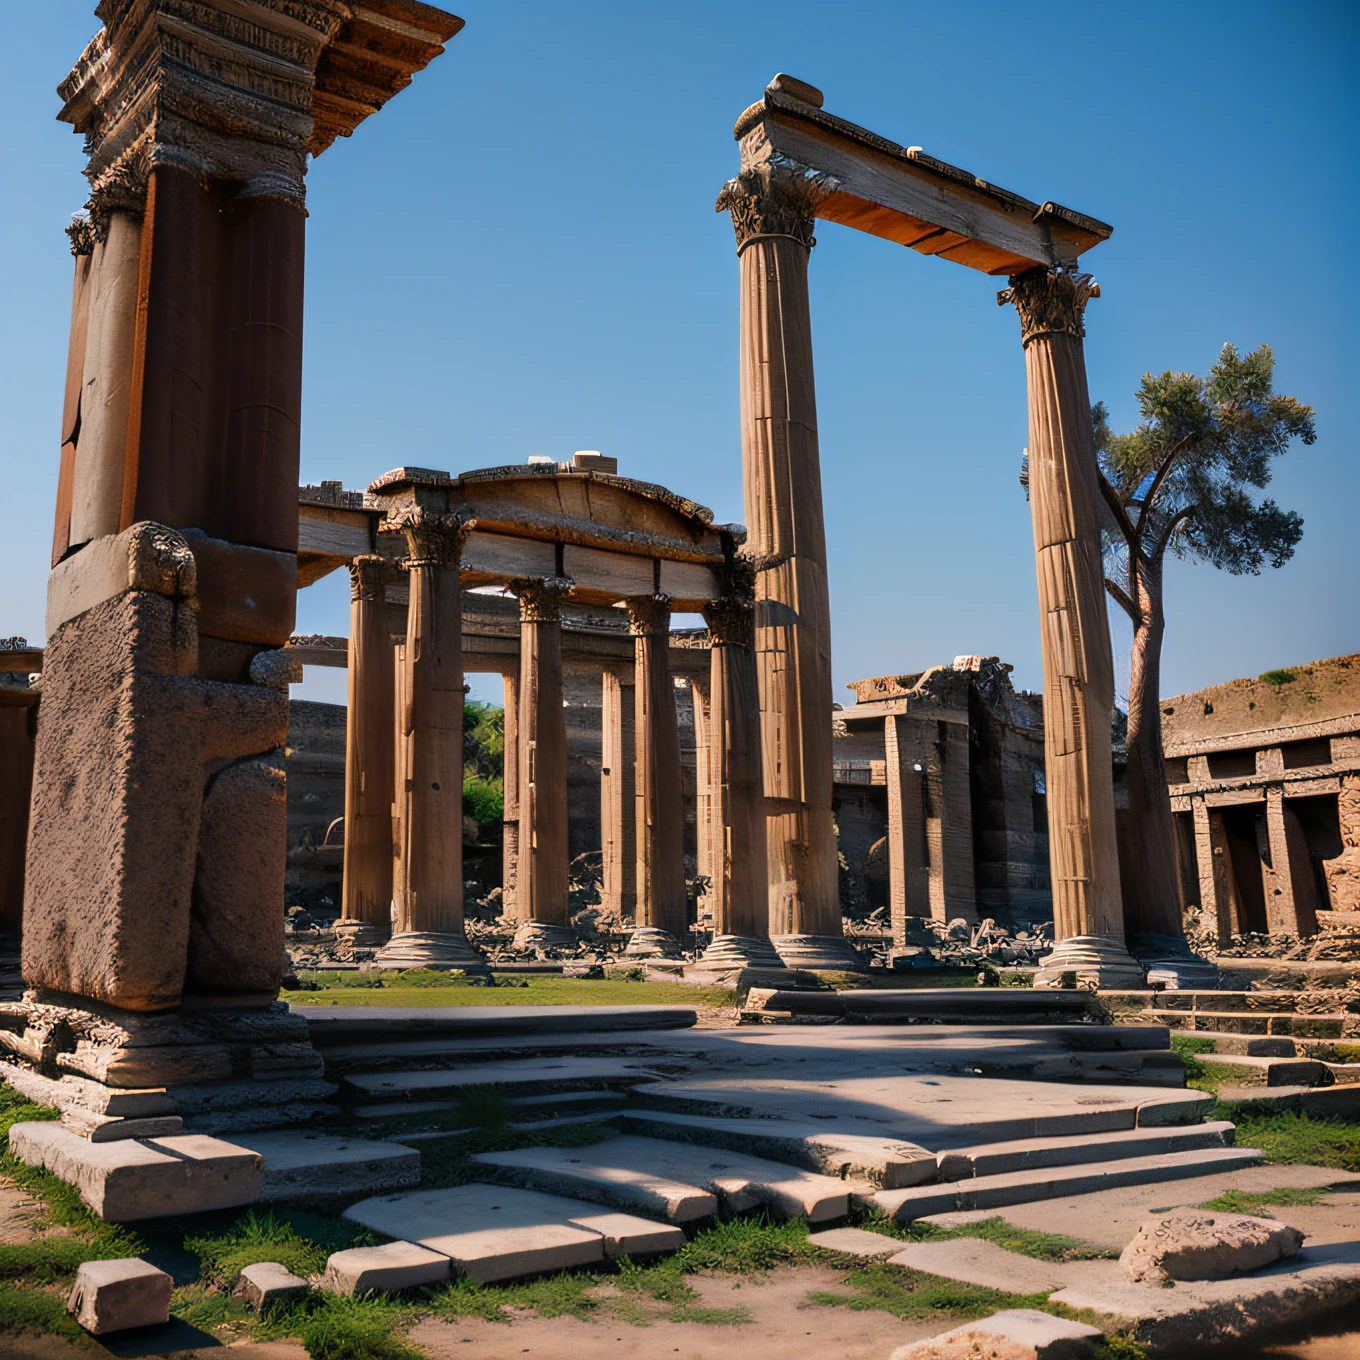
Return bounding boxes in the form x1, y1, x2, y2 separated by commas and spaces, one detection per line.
600, 666, 637, 921
1192, 798, 1232, 943
501, 668, 521, 924
885, 715, 930, 937
690, 675, 715, 924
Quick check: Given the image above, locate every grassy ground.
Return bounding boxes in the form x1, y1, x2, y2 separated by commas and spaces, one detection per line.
288, 970, 735, 1010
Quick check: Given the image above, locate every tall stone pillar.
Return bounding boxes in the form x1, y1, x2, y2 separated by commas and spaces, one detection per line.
690, 675, 716, 925
626, 595, 687, 956
717, 162, 860, 971
999, 268, 1143, 988
374, 511, 487, 973
600, 666, 637, 921
884, 716, 930, 936
1192, 798, 1231, 944
501, 669, 521, 923
337, 556, 396, 950
698, 588, 783, 970
511, 578, 574, 950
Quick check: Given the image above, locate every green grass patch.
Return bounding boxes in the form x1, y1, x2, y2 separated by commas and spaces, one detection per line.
1260, 669, 1297, 686
807, 1259, 1050, 1321
885, 1214, 1114, 1262
0, 1281, 86, 1341
1199, 1186, 1324, 1214
289, 975, 734, 1009
274, 1294, 421, 1360
1210, 1106, 1360, 1172
1170, 1033, 1216, 1057
171, 1281, 255, 1333
186, 1209, 335, 1286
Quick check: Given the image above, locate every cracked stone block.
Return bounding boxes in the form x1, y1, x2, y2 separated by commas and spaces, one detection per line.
67, 1258, 172, 1334
1120, 1209, 1305, 1283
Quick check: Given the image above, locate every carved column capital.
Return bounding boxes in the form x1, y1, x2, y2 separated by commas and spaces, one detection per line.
716, 157, 841, 255
392, 508, 474, 568
998, 266, 1100, 348
702, 595, 755, 649
510, 576, 574, 623
626, 594, 672, 637
347, 554, 392, 603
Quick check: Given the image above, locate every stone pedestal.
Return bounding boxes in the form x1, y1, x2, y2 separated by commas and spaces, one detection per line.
629, 595, 687, 941
699, 934, 785, 969
375, 511, 487, 974
624, 926, 683, 959
718, 163, 843, 948
1000, 267, 1141, 989
512, 922, 576, 952
340, 556, 395, 946
770, 934, 866, 972
1033, 936, 1147, 991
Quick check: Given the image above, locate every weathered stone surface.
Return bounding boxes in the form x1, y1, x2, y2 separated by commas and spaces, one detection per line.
67, 1257, 173, 1334
228, 1131, 419, 1200
886, 1238, 1068, 1294
9, 1121, 260, 1221
60, 1107, 183, 1143
322, 1241, 450, 1296
0, 1064, 175, 1117
234, 1260, 308, 1311
888, 1308, 1102, 1360
1119, 1208, 1304, 1283
805, 1227, 903, 1258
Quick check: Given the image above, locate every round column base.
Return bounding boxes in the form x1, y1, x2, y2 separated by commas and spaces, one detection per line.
333, 920, 391, 950
1130, 933, 1221, 991
770, 934, 867, 972
1032, 935, 1146, 990
700, 935, 787, 969
625, 927, 684, 959
512, 922, 577, 952
371, 931, 491, 974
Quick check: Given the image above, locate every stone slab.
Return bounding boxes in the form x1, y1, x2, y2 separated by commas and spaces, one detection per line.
886, 1237, 1069, 1294
934, 1121, 1236, 1181
1048, 1243, 1360, 1352
875, 1147, 1265, 1222
345, 1057, 662, 1102
0, 1063, 176, 1117
472, 1135, 851, 1222
67, 1258, 172, 1334
299, 1004, 698, 1045
234, 1261, 309, 1311
9, 1121, 261, 1221
1215, 1083, 1360, 1118
323, 1241, 450, 1296
889, 1307, 1102, 1359
805, 1227, 904, 1258
61, 1108, 184, 1142
565, 1210, 685, 1258
615, 1109, 937, 1188
226, 1131, 420, 1199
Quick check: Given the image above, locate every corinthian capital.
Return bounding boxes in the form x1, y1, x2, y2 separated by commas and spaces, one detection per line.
347, 555, 391, 603
998, 267, 1100, 348
715, 157, 841, 254
510, 576, 574, 622
392, 508, 474, 568
702, 595, 755, 648
626, 594, 673, 637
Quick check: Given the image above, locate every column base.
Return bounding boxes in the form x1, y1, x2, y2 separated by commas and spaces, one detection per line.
699, 935, 787, 969
333, 920, 391, 951
1130, 933, 1221, 991
512, 922, 577, 953
371, 932, 491, 974
770, 934, 868, 972
1032, 935, 1146, 990
625, 927, 684, 959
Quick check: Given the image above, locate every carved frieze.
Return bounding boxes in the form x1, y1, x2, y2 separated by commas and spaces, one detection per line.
998, 266, 1100, 348
716, 155, 841, 254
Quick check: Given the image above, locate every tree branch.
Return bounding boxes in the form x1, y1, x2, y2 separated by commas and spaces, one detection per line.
1097, 469, 1139, 547
1133, 433, 1194, 546
1104, 576, 1139, 624
1152, 503, 1198, 561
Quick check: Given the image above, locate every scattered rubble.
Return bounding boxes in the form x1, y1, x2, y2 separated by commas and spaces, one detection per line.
888, 1307, 1102, 1360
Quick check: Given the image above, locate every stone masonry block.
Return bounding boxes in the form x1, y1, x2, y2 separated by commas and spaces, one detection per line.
234, 1261, 309, 1311
322, 1242, 450, 1296
67, 1257, 173, 1334
889, 1308, 1102, 1359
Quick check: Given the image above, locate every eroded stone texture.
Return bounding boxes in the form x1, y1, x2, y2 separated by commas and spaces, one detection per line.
67, 1257, 172, 1334
889, 1308, 1101, 1360
1120, 1208, 1304, 1283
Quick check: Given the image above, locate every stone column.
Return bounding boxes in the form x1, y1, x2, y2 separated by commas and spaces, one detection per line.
337, 556, 395, 950
690, 675, 715, 927
501, 669, 521, 923
1191, 797, 1232, 944
885, 716, 930, 938
1264, 787, 1319, 936
600, 666, 637, 921
999, 267, 1143, 989
698, 591, 782, 970
626, 595, 687, 956
511, 577, 574, 950
374, 511, 487, 972
717, 163, 859, 972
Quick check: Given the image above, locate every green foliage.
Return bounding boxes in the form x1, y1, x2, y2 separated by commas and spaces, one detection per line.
0, 1235, 134, 1283
464, 701, 504, 773
171, 1281, 253, 1332
1199, 1186, 1323, 1214
288, 1294, 420, 1360
462, 772, 504, 825
0, 1281, 86, 1340
0, 1085, 61, 1140
670, 1215, 815, 1273
807, 1260, 1050, 1321
186, 1210, 333, 1286
1260, 669, 1298, 686
1210, 1107, 1360, 1172
889, 1215, 1113, 1262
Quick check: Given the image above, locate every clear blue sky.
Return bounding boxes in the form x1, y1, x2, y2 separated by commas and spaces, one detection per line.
3, 2, 1355, 709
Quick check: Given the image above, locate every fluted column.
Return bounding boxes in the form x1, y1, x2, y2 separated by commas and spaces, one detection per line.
375, 510, 487, 972
600, 665, 637, 921
500, 668, 521, 923
337, 556, 395, 949
511, 577, 574, 950
717, 160, 861, 972
699, 588, 783, 970
626, 594, 686, 956
999, 267, 1142, 989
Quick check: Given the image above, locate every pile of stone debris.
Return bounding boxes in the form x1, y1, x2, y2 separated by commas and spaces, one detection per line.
847, 911, 1053, 972
1186, 924, 1360, 961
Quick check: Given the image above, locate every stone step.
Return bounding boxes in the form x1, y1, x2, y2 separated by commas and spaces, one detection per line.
342, 1182, 685, 1282
470, 1134, 858, 1222
1187, 1032, 1297, 1057
1191, 1054, 1332, 1088
932, 1121, 1239, 1181
352, 1089, 629, 1123
316, 1032, 684, 1077
743, 987, 1100, 1025
1324, 1063, 1360, 1085
1215, 1083, 1360, 1118
873, 1146, 1265, 1222
224, 1132, 420, 1200
612, 1110, 937, 1189
1102, 990, 1310, 1014
343, 1057, 665, 1105
1152, 1011, 1351, 1039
